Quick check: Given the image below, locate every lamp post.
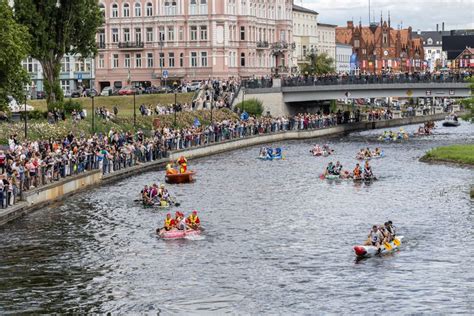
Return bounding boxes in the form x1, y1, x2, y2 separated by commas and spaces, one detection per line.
241, 87, 245, 114
90, 94, 95, 133
210, 90, 213, 125
133, 89, 136, 127
159, 34, 164, 86
24, 86, 28, 139
173, 81, 178, 127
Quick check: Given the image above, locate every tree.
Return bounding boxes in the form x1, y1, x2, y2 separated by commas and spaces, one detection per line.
301, 52, 335, 75
14, 0, 103, 105
0, 0, 30, 111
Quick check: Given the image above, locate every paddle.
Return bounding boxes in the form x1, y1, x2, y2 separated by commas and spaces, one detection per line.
393, 238, 401, 246
319, 173, 325, 180
384, 242, 392, 251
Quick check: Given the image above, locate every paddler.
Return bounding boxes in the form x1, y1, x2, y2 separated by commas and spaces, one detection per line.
166, 161, 178, 175
163, 213, 176, 231
363, 161, 373, 179
325, 162, 335, 175
334, 161, 343, 175
374, 147, 381, 156
177, 156, 187, 173
365, 225, 382, 247
176, 211, 187, 230
186, 210, 201, 230
353, 163, 361, 178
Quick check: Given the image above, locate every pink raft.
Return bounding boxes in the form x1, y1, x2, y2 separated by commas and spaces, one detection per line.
159, 229, 201, 240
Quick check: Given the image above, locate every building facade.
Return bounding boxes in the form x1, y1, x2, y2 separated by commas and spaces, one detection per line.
316, 23, 337, 63
22, 55, 95, 98
335, 43, 352, 73
413, 25, 449, 71
336, 17, 425, 74
291, 4, 318, 71
95, 0, 293, 91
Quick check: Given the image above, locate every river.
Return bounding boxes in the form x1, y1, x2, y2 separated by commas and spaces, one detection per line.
0, 122, 473, 314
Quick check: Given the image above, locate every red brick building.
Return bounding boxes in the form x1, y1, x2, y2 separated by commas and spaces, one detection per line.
336, 16, 424, 74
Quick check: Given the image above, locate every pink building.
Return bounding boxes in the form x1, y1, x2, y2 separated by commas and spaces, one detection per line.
95, 0, 293, 91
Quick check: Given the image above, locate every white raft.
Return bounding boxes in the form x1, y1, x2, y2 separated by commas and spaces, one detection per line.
353, 236, 404, 257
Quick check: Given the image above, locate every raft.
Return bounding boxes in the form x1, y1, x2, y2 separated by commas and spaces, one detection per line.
353, 236, 404, 258
325, 174, 340, 180
165, 171, 196, 184
158, 229, 201, 240
442, 120, 460, 127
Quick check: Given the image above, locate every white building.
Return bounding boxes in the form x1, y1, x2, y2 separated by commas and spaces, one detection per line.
292, 4, 318, 71
317, 23, 337, 64
22, 55, 95, 98
335, 43, 352, 73
414, 25, 449, 71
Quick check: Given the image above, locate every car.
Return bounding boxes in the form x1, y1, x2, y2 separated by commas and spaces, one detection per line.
145, 86, 160, 94
158, 85, 174, 94
100, 86, 119, 96
71, 90, 81, 98
85, 88, 98, 97
188, 82, 201, 92
36, 91, 46, 99
118, 86, 137, 95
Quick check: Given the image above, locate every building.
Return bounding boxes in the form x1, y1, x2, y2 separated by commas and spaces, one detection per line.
453, 47, 473, 70
335, 43, 352, 73
442, 31, 474, 61
413, 24, 449, 71
336, 16, 425, 74
22, 55, 95, 98
95, 0, 293, 91
317, 23, 337, 62
291, 4, 318, 72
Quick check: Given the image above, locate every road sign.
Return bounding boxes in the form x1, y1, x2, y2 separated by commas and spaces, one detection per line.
77, 73, 83, 80
162, 70, 169, 79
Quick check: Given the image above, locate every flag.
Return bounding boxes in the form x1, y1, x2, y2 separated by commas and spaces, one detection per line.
193, 117, 201, 127
388, 59, 392, 67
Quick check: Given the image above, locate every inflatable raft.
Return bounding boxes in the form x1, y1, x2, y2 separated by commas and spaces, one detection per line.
165, 171, 195, 184
158, 229, 201, 240
353, 236, 404, 258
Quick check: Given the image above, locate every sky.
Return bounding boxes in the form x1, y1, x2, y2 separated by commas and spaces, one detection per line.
299, 0, 474, 31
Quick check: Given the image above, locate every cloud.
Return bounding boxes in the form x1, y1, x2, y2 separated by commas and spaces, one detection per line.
299, 0, 474, 30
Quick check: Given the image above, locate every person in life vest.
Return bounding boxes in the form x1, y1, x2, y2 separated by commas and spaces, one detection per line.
325, 162, 335, 175
175, 211, 186, 230
353, 163, 361, 178
334, 161, 343, 175
164, 213, 176, 231
363, 161, 373, 179
166, 161, 178, 175
177, 156, 187, 173
186, 210, 201, 230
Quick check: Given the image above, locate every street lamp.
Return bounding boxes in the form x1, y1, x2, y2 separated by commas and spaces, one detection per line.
159, 34, 164, 86
24, 86, 28, 139
241, 87, 246, 114
173, 81, 178, 127
210, 90, 214, 125
90, 93, 95, 133
133, 89, 136, 127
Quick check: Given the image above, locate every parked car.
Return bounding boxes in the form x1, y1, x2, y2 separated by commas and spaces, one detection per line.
188, 82, 201, 92
100, 86, 119, 96
158, 85, 174, 94
71, 90, 81, 98
36, 91, 46, 99
85, 88, 98, 97
118, 86, 136, 95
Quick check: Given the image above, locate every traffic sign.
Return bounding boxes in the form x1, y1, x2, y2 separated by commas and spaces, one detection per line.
77, 73, 83, 80
162, 70, 169, 79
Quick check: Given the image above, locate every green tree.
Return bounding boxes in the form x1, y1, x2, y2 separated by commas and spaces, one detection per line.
14, 0, 103, 105
301, 52, 335, 75
0, 0, 30, 111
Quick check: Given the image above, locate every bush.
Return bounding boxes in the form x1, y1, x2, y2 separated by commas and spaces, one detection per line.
64, 100, 83, 114
234, 98, 264, 116
47, 101, 64, 112
20, 109, 47, 120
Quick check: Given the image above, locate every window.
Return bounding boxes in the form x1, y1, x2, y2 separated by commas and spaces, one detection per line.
61, 56, 70, 72
146, 2, 153, 16
147, 53, 153, 68
200, 26, 207, 40
200, 52, 208, 67
134, 3, 141, 16
75, 59, 85, 72
123, 3, 130, 17
427, 38, 433, 45
98, 54, 105, 68
240, 26, 245, 41
190, 26, 198, 41
124, 54, 131, 68
112, 3, 118, 17
179, 26, 184, 41
99, 3, 105, 18
61, 80, 70, 93
190, 0, 197, 14
159, 27, 165, 42
354, 39, 360, 48
98, 29, 105, 46
180, 53, 184, 67
240, 52, 245, 66
112, 28, 119, 42
146, 27, 153, 42
191, 52, 198, 67
112, 54, 119, 68
124, 28, 130, 42
168, 52, 175, 67
135, 53, 142, 68
135, 28, 142, 43
159, 53, 165, 67
168, 26, 175, 41
199, 0, 207, 14
164, 1, 177, 15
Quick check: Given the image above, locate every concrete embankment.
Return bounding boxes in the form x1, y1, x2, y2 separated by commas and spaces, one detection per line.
0, 113, 448, 226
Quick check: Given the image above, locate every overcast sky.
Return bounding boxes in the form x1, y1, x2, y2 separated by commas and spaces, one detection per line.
299, 0, 474, 31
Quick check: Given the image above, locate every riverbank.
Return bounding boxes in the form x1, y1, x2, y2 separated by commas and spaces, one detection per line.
420, 144, 474, 166
0, 112, 450, 226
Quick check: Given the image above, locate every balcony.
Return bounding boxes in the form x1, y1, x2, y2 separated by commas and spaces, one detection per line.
97, 42, 106, 49
256, 41, 269, 49
271, 41, 296, 55
118, 41, 144, 50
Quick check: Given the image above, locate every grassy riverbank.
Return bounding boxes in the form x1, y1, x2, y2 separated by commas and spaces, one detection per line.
421, 144, 474, 165
0, 108, 238, 144
28, 93, 195, 117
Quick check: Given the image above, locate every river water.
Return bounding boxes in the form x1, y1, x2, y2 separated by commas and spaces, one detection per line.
0, 122, 473, 314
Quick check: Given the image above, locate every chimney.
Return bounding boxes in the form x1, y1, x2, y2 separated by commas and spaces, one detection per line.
347, 21, 354, 29
442, 22, 445, 31
436, 24, 439, 32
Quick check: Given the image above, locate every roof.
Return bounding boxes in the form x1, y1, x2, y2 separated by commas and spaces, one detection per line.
292, 4, 318, 15
412, 31, 449, 45
455, 47, 474, 59
318, 23, 338, 28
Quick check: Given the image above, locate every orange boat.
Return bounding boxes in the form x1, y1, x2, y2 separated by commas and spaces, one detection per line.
165, 171, 196, 184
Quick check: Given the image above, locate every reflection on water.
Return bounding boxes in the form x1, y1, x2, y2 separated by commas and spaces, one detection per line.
0, 122, 473, 313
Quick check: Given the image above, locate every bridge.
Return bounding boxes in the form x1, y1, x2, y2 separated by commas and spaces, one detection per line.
242, 76, 472, 116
